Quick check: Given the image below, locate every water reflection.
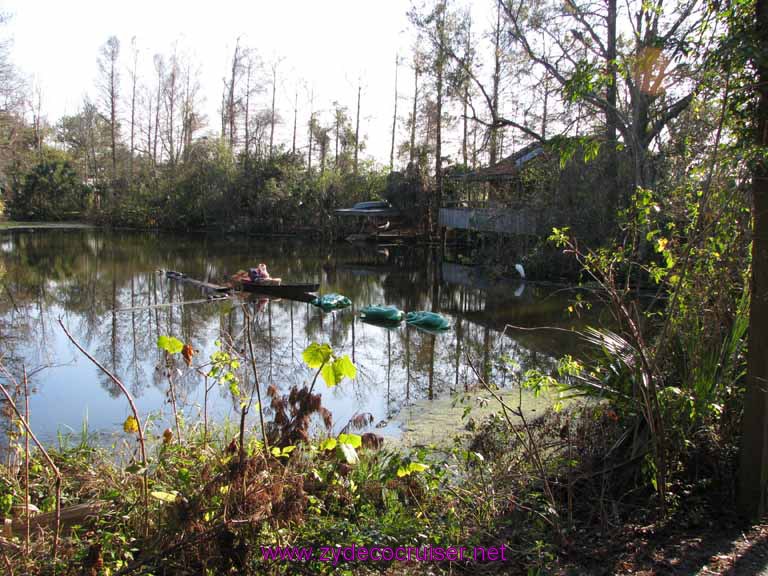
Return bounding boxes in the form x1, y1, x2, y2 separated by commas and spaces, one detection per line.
0, 229, 597, 444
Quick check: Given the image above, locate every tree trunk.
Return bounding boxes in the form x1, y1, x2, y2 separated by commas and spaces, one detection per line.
434, 2, 446, 237
390, 55, 399, 173
269, 63, 277, 158
410, 60, 419, 167
244, 59, 252, 159
292, 90, 298, 155
489, 0, 502, 166
354, 85, 361, 177
153, 59, 162, 166
129, 39, 138, 185
739, 0, 768, 518
228, 41, 241, 149
605, 0, 619, 225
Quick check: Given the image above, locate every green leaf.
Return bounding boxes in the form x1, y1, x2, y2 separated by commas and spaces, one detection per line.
150, 490, 179, 503
320, 363, 338, 387
334, 355, 357, 380
302, 343, 332, 369
320, 356, 357, 388
338, 443, 359, 465
157, 335, 184, 355
319, 438, 337, 451
397, 462, 429, 477
338, 433, 362, 448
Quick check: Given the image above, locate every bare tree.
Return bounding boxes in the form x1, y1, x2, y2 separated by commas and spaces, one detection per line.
354, 84, 361, 177
97, 36, 120, 180
269, 59, 282, 158
152, 54, 163, 165
225, 39, 245, 149
390, 54, 400, 172
128, 37, 139, 183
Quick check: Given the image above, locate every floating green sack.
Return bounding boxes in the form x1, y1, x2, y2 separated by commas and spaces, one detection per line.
360, 305, 405, 325
312, 293, 352, 312
405, 311, 451, 332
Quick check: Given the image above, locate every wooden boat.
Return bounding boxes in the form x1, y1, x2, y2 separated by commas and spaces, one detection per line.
164, 270, 319, 296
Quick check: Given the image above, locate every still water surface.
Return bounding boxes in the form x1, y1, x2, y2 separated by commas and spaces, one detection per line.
0, 228, 597, 445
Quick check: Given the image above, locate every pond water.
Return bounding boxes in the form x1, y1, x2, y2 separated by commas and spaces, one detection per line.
0, 228, 601, 447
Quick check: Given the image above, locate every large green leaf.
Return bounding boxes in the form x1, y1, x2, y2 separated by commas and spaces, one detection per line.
334, 355, 357, 380
396, 462, 430, 477
338, 433, 361, 448
302, 343, 332, 369
320, 356, 357, 388
319, 438, 337, 451
320, 363, 339, 387
157, 335, 184, 355
150, 490, 179, 503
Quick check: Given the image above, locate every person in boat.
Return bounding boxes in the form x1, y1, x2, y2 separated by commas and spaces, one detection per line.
248, 263, 271, 282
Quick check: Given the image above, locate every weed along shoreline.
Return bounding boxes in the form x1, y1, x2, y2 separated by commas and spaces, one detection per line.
1, 0, 766, 570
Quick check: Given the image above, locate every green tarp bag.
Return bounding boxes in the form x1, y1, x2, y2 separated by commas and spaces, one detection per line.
311, 293, 352, 312
405, 311, 451, 332
360, 305, 405, 325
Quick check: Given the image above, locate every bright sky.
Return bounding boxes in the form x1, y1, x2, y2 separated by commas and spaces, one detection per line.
1, 0, 438, 165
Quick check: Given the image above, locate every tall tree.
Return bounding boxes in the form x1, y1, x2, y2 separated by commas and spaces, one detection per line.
128, 37, 139, 183
292, 88, 298, 155
152, 54, 163, 166
225, 39, 244, 149
409, 47, 422, 167
390, 54, 400, 173
409, 0, 449, 234
489, 1, 502, 165
307, 89, 314, 173
354, 84, 361, 177
269, 59, 280, 158
739, 0, 768, 519
97, 36, 120, 181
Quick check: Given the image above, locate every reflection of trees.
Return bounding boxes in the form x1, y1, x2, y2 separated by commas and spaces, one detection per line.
1, 229, 595, 431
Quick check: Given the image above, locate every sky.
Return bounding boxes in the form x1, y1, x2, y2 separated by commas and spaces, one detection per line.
0, 0, 442, 166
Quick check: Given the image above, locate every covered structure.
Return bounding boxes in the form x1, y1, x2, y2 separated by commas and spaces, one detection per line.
440, 142, 548, 237
333, 200, 407, 242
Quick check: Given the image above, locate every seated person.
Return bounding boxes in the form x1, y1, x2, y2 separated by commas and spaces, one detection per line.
249, 263, 271, 282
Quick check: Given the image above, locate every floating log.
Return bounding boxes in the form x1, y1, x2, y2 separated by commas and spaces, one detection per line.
163, 270, 231, 292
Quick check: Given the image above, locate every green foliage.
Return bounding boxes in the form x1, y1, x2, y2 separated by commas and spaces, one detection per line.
562, 60, 609, 104
157, 335, 184, 355
302, 343, 332, 369
302, 342, 356, 389
208, 342, 243, 402
9, 149, 91, 220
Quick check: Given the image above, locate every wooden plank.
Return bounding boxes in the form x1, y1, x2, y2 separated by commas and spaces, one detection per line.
439, 207, 537, 235
164, 271, 231, 292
